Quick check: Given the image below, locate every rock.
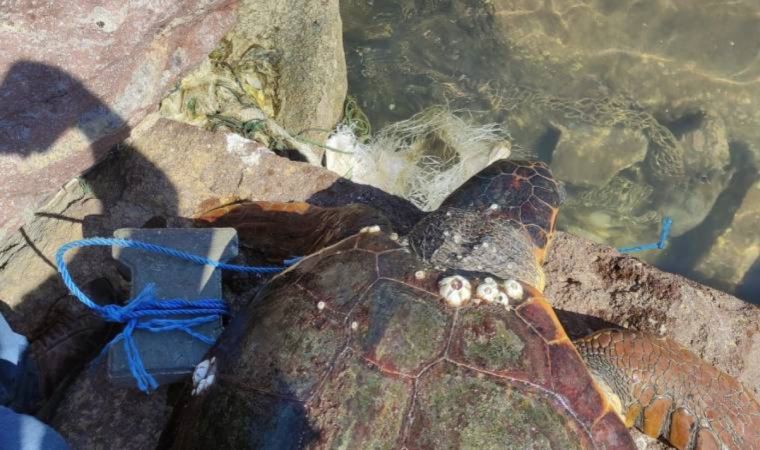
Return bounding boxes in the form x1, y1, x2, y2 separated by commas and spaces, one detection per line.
159, 0, 347, 163
550, 123, 648, 187
49, 363, 172, 450
677, 113, 731, 177
0, 0, 238, 241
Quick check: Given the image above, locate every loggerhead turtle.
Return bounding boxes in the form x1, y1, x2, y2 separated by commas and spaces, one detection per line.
162, 160, 760, 450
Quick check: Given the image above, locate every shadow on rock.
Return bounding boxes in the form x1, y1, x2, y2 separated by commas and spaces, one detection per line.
307, 179, 424, 235
0, 62, 188, 448
553, 309, 623, 341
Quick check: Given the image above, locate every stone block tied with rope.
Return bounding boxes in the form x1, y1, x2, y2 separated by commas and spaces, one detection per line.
56, 228, 293, 393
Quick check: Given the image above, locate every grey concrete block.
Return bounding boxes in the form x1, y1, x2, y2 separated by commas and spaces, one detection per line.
107, 228, 238, 388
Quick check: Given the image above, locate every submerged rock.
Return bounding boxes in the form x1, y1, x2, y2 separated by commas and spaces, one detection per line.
550, 123, 648, 187
0, 0, 238, 241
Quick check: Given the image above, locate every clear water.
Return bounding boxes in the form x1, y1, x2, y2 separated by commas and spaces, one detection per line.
340, 0, 760, 303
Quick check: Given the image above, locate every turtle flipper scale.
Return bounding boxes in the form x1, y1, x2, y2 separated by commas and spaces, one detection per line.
575, 329, 760, 450
194, 201, 391, 261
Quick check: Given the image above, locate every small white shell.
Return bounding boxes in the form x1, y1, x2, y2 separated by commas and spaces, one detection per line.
489, 203, 499, 210
317, 301, 326, 310
192, 357, 217, 396
476, 277, 500, 303
414, 270, 426, 280
360, 225, 382, 233
504, 279, 524, 300
351, 321, 359, 331
438, 275, 472, 307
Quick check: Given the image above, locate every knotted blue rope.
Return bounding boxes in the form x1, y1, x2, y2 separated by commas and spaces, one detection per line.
55, 237, 291, 392
617, 216, 673, 253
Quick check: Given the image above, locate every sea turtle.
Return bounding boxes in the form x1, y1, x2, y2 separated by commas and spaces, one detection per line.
161, 160, 760, 449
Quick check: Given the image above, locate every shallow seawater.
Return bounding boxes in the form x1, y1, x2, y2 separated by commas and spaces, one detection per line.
340, 0, 760, 303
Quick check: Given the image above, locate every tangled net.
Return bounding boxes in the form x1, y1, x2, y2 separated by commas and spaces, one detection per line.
325, 106, 519, 211
474, 82, 686, 182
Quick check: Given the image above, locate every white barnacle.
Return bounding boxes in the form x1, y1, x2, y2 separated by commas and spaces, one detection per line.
504, 279, 524, 301
360, 225, 382, 233
476, 277, 500, 303
389, 232, 400, 241
192, 356, 217, 396
414, 270, 426, 280
453, 234, 462, 244
443, 231, 451, 237
489, 203, 499, 211
498, 292, 510, 308
438, 275, 472, 307
351, 321, 359, 331
317, 301, 326, 310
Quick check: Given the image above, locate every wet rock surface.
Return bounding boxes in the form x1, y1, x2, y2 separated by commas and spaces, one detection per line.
0, 0, 238, 241
693, 179, 760, 297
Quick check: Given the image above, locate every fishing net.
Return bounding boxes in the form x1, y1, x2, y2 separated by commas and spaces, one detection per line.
325, 106, 520, 211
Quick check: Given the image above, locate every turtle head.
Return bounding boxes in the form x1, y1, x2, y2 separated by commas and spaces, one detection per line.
408, 160, 563, 291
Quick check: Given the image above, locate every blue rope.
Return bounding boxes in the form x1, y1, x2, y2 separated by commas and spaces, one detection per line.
55, 237, 291, 392
617, 216, 673, 253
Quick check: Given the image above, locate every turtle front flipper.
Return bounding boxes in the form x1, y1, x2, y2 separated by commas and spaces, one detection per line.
575, 329, 760, 450
194, 201, 392, 261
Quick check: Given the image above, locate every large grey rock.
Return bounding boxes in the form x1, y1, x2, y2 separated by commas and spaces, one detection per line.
0, 0, 238, 241
159, 0, 347, 163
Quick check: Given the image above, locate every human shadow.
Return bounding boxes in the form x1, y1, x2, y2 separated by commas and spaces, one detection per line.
0, 61, 127, 158
306, 179, 425, 235
0, 60, 189, 446
0, 60, 181, 335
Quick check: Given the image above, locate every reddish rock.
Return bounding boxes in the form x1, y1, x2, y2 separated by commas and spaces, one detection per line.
0, 0, 237, 240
